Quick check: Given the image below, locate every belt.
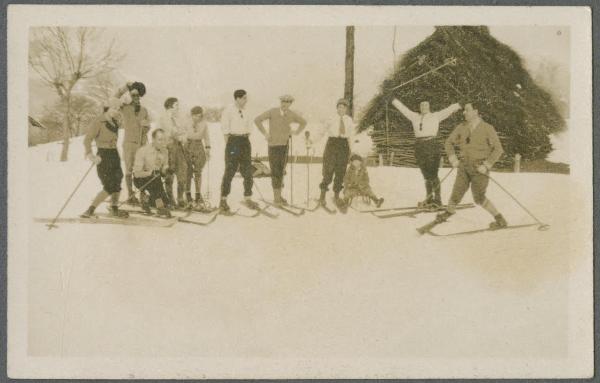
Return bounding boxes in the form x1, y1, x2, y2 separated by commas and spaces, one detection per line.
230, 134, 249, 137
415, 136, 436, 141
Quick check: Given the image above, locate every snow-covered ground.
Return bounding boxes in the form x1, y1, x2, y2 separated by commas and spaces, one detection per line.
27, 124, 573, 364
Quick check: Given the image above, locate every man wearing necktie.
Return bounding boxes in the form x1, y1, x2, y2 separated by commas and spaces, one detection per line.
392, 98, 461, 209
219, 89, 259, 213
255, 94, 307, 206
317, 98, 355, 209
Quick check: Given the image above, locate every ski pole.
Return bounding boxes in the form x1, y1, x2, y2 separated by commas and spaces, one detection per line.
487, 174, 550, 230
47, 162, 95, 230
204, 150, 212, 209
290, 135, 294, 205
120, 172, 161, 207
305, 131, 310, 206
253, 179, 267, 202
386, 57, 457, 92
425, 167, 455, 204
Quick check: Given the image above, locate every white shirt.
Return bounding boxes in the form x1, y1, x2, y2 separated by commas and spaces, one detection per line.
158, 111, 185, 142
221, 104, 253, 135
320, 114, 355, 139
391, 99, 460, 138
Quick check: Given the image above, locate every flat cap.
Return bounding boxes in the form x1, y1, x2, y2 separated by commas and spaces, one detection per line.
279, 94, 295, 102
336, 98, 349, 107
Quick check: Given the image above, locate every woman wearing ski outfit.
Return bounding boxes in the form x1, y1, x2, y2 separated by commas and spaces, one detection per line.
391, 98, 461, 209
80, 100, 129, 219
439, 103, 507, 229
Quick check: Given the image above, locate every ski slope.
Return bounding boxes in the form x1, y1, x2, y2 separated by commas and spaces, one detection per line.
26, 125, 576, 374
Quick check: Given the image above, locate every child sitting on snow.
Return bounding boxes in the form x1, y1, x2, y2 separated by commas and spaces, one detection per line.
343, 154, 384, 208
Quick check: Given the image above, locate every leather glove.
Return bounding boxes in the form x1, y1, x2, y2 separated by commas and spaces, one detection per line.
86, 153, 101, 165
477, 163, 490, 174
448, 155, 460, 168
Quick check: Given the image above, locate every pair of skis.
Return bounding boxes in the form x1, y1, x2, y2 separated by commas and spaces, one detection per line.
370, 203, 475, 219
260, 200, 306, 217
35, 212, 179, 228
416, 216, 549, 237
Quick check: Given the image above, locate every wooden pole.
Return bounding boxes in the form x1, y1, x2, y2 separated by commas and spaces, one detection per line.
344, 26, 355, 116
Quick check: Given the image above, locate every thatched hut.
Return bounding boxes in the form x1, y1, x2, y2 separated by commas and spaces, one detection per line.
359, 26, 565, 168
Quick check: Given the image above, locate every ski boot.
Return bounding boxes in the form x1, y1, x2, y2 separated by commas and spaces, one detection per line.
334, 192, 348, 213
374, 197, 384, 208
489, 214, 508, 230
244, 198, 260, 210
219, 198, 231, 213
157, 207, 172, 218
140, 194, 152, 215
109, 206, 129, 218
435, 209, 454, 223
318, 190, 327, 206
80, 206, 96, 219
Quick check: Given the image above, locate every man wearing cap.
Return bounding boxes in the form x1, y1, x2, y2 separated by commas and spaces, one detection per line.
316, 98, 355, 210
219, 89, 259, 213
254, 94, 307, 206
80, 100, 129, 219
438, 103, 507, 229
113, 81, 151, 205
391, 98, 461, 209
186, 106, 211, 208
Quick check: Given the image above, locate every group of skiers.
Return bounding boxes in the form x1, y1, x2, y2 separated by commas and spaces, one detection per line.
81, 80, 507, 230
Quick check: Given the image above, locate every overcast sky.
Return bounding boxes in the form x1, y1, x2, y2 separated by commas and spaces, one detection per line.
33, 25, 570, 123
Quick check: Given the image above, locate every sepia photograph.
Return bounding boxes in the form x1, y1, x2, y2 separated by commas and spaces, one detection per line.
7, 4, 593, 379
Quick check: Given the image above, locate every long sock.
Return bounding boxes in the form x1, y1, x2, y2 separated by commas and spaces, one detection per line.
125, 174, 133, 196
481, 199, 500, 217
91, 190, 110, 207
110, 192, 120, 206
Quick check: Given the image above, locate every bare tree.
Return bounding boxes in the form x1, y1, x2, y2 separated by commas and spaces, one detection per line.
344, 26, 355, 117
29, 27, 124, 161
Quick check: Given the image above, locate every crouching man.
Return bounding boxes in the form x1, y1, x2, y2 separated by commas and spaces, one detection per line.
133, 128, 172, 218
438, 103, 507, 229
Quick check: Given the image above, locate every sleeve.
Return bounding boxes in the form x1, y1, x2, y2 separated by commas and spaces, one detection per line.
113, 85, 128, 99
133, 148, 150, 178
83, 120, 100, 156
484, 125, 504, 168
444, 125, 461, 163
254, 109, 271, 135
391, 99, 419, 122
362, 168, 370, 188
434, 103, 461, 122
162, 151, 169, 173
141, 108, 151, 128
203, 123, 211, 147
220, 107, 231, 135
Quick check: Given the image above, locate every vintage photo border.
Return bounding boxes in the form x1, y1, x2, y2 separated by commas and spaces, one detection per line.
2, 0, 598, 380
